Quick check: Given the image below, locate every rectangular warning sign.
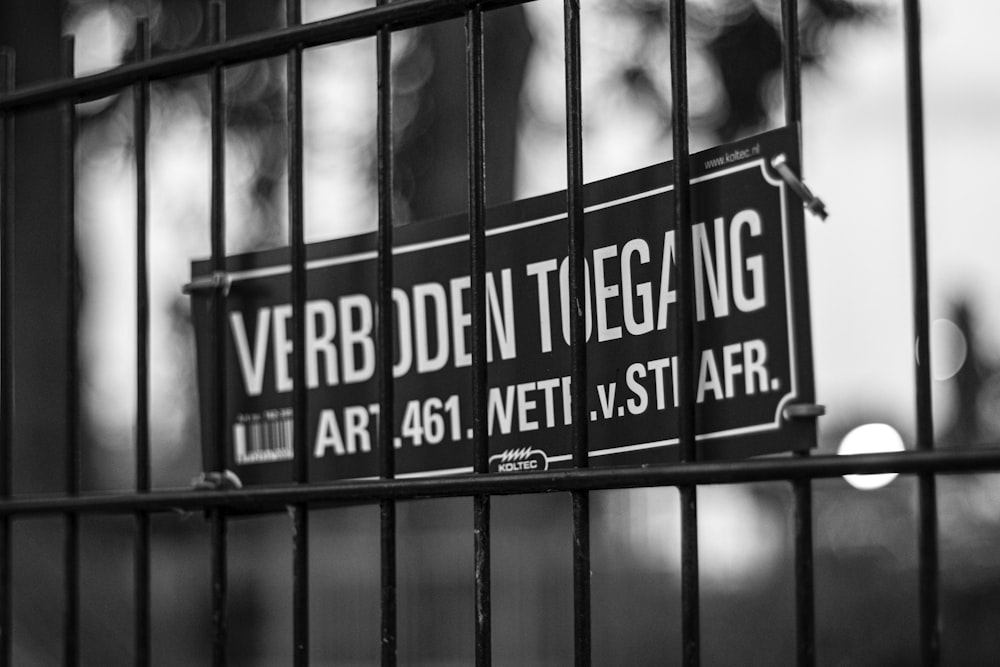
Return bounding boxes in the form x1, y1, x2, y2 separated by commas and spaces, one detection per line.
190, 127, 816, 485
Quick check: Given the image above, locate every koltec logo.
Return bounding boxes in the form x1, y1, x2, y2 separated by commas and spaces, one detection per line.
489, 447, 549, 474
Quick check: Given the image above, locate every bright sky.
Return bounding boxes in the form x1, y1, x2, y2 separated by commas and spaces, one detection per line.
803, 0, 1000, 444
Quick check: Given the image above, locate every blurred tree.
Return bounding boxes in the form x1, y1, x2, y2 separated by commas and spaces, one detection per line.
0, 0, 69, 497
399, 0, 882, 221
394, 8, 532, 221
589, 0, 883, 142
0, 4, 80, 664
66, 0, 886, 228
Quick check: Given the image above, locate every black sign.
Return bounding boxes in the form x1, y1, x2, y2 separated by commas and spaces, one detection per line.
190, 127, 816, 486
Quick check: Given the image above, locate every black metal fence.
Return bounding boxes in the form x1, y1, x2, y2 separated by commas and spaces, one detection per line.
1, 0, 998, 665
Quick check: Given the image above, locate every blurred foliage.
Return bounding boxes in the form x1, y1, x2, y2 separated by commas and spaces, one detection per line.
604, 0, 884, 140
67, 0, 889, 222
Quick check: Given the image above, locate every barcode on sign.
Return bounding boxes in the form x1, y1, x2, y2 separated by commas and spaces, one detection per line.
234, 409, 294, 464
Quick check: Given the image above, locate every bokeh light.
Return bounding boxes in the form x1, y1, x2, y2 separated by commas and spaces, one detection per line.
838, 423, 906, 490
929, 318, 968, 381
67, 2, 131, 77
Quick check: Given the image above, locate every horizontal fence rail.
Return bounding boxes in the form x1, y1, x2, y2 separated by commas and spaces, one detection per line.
0, 0, 527, 110
0, 448, 996, 518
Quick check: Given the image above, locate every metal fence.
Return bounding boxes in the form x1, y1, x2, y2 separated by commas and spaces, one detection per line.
1, 0, 998, 665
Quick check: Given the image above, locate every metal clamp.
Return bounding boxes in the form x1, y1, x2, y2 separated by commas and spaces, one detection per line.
783, 403, 826, 420
771, 154, 828, 221
192, 470, 243, 491
182, 270, 232, 296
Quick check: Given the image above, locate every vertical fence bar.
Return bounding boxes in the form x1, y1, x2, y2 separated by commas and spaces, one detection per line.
60, 34, 80, 667
285, 0, 310, 664
902, 1, 938, 665
132, 18, 152, 667
375, 4, 397, 664
465, 5, 491, 665
0, 46, 13, 667
779, 1, 815, 665
668, 1, 699, 664
780, 0, 802, 139
571, 488, 590, 667
562, 0, 591, 664
207, 2, 229, 665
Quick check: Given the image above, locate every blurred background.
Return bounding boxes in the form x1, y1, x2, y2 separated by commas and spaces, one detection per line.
3, 0, 1000, 663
